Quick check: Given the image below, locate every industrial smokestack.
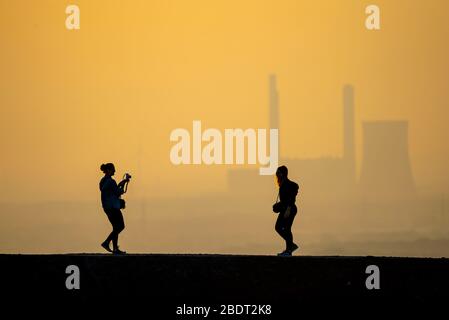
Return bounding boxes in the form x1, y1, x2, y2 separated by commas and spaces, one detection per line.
343, 85, 356, 183
269, 74, 279, 130
269, 74, 280, 158
359, 121, 415, 196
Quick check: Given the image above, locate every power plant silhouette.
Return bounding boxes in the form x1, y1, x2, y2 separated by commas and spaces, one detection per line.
359, 121, 415, 196
227, 75, 416, 199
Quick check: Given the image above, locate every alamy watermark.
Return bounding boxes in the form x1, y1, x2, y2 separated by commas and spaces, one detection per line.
169, 121, 279, 175
65, 5, 80, 30
365, 5, 381, 30
365, 265, 380, 290
65, 265, 80, 290
64, 4, 379, 31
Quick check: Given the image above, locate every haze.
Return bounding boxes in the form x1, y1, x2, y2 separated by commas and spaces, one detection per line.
1, 0, 448, 256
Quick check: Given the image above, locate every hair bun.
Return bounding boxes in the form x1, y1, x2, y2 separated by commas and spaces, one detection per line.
100, 163, 114, 173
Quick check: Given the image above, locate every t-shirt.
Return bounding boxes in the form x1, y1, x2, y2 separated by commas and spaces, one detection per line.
99, 176, 123, 210
278, 179, 299, 213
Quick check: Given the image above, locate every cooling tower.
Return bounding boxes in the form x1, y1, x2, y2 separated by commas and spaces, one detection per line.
359, 121, 415, 195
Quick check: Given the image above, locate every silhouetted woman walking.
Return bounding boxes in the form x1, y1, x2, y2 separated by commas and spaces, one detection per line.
273, 165, 300, 256
99, 163, 129, 254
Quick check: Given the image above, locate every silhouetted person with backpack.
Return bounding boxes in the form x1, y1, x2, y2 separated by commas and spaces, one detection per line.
99, 163, 129, 255
273, 165, 299, 256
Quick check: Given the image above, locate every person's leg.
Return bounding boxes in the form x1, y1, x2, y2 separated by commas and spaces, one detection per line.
283, 214, 295, 250
114, 210, 125, 250
275, 211, 297, 249
275, 213, 285, 240
110, 209, 125, 251
102, 210, 116, 250
103, 232, 114, 246
276, 212, 293, 254
283, 211, 297, 251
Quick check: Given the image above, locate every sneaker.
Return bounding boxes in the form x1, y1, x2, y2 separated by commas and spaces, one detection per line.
101, 241, 112, 253
277, 250, 292, 257
112, 248, 127, 255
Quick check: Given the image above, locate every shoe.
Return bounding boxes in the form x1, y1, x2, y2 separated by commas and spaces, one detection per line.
101, 241, 112, 253
289, 243, 299, 254
112, 248, 127, 255
277, 250, 292, 257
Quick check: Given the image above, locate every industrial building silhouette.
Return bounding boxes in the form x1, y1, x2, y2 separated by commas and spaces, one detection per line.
227, 75, 415, 199
359, 121, 415, 197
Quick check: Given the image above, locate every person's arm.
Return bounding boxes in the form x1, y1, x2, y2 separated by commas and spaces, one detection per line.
285, 183, 299, 206
106, 179, 124, 196
117, 178, 129, 188
100, 178, 124, 208
282, 183, 299, 217
284, 206, 291, 218
117, 178, 130, 193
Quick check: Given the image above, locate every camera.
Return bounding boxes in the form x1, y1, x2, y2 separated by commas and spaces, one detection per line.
124, 173, 132, 180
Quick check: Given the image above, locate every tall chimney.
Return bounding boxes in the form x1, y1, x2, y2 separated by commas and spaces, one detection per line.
269, 74, 279, 130
269, 74, 279, 157
343, 85, 356, 183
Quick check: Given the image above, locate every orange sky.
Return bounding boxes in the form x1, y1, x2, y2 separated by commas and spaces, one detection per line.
1, 0, 449, 202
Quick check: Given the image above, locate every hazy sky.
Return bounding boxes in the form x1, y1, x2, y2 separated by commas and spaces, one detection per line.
1, 0, 449, 203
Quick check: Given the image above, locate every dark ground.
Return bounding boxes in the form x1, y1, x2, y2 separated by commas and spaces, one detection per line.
1, 254, 448, 317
